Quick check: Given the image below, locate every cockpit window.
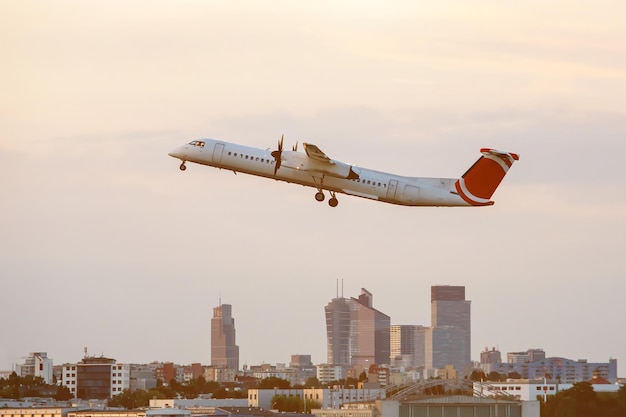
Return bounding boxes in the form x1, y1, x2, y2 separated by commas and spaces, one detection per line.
188, 140, 205, 147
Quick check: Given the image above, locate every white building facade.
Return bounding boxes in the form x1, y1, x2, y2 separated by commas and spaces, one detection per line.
15, 352, 54, 384
248, 388, 386, 410
61, 358, 130, 399
316, 364, 346, 385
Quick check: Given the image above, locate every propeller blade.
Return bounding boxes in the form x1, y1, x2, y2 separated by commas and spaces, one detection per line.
271, 134, 285, 175
293, 141, 298, 152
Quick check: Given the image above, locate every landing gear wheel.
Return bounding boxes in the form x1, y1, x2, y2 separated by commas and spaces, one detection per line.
329, 197, 339, 207
179, 163, 187, 171
315, 191, 325, 202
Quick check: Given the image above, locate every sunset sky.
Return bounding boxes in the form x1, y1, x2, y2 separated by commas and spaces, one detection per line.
2, 1, 625, 376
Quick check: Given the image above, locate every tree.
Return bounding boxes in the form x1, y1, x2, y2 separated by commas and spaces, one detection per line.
469, 370, 486, 381
109, 389, 140, 409
54, 385, 73, 401
487, 371, 505, 382
304, 377, 320, 388
542, 381, 600, 417
258, 376, 291, 389
270, 394, 318, 413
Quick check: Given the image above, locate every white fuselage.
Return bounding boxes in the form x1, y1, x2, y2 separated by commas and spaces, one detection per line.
168, 138, 471, 207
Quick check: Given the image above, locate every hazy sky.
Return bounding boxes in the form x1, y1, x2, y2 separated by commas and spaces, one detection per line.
2, 1, 625, 377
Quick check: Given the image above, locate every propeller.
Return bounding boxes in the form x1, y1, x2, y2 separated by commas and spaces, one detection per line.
293, 142, 298, 152
271, 134, 284, 175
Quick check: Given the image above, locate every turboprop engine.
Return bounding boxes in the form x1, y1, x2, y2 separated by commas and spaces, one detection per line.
281, 151, 360, 180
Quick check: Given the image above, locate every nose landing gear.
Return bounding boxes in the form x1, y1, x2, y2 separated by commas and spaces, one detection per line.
179, 162, 187, 171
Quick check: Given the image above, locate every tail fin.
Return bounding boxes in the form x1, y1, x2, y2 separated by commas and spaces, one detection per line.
455, 148, 519, 206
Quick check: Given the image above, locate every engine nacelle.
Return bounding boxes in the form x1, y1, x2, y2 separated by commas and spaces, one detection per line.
281, 152, 359, 179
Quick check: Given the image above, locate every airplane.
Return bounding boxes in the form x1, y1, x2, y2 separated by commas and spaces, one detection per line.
168, 136, 519, 207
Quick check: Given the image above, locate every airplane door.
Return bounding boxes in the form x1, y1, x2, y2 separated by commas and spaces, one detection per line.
387, 179, 398, 199
212, 143, 224, 163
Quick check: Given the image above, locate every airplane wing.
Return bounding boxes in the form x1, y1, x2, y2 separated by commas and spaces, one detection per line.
303, 143, 334, 164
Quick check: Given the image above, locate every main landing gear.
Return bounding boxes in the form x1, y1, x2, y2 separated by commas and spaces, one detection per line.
314, 189, 339, 207
312, 176, 339, 207
179, 162, 186, 171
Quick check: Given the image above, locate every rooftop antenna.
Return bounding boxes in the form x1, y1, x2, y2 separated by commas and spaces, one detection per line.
341, 278, 344, 298
336, 279, 338, 298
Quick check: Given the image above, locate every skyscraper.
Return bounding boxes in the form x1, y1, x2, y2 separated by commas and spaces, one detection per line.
211, 304, 239, 370
325, 288, 390, 367
426, 285, 471, 374
325, 296, 351, 364
390, 325, 426, 368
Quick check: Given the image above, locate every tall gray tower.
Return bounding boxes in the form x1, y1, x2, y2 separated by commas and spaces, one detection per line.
211, 304, 239, 370
427, 285, 471, 374
325, 296, 351, 364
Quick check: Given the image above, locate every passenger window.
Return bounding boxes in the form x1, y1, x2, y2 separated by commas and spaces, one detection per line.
228, 152, 232, 156
245, 155, 249, 159
234, 153, 237, 157
256, 157, 259, 161
261, 158, 264, 163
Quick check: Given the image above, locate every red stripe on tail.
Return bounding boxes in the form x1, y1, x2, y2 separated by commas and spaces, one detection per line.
455, 149, 519, 206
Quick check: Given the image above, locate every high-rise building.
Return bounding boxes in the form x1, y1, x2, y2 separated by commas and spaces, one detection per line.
426, 285, 471, 375
390, 325, 426, 368
290, 354, 313, 368
325, 288, 390, 367
211, 304, 239, 370
325, 297, 351, 365
480, 347, 502, 374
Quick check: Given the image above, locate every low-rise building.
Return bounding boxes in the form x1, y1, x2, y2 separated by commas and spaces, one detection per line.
204, 366, 237, 383
316, 364, 345, 385
61, 356, 130, 399
15, 352, 54, 384
486, 357, 618, 383
68, 411, 147, 417
0, 407, 77, 417
473, 378, 624, 401
247, 388, 385, 410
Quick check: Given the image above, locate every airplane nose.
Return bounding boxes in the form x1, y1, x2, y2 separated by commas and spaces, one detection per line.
168, 146, 184, 159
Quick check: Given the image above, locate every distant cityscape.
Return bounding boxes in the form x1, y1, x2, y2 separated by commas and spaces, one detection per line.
1, 285, 621, 411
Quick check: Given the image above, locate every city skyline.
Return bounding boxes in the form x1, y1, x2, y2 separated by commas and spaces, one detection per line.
2, 286, 619, 377
2, 1, 625, 377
